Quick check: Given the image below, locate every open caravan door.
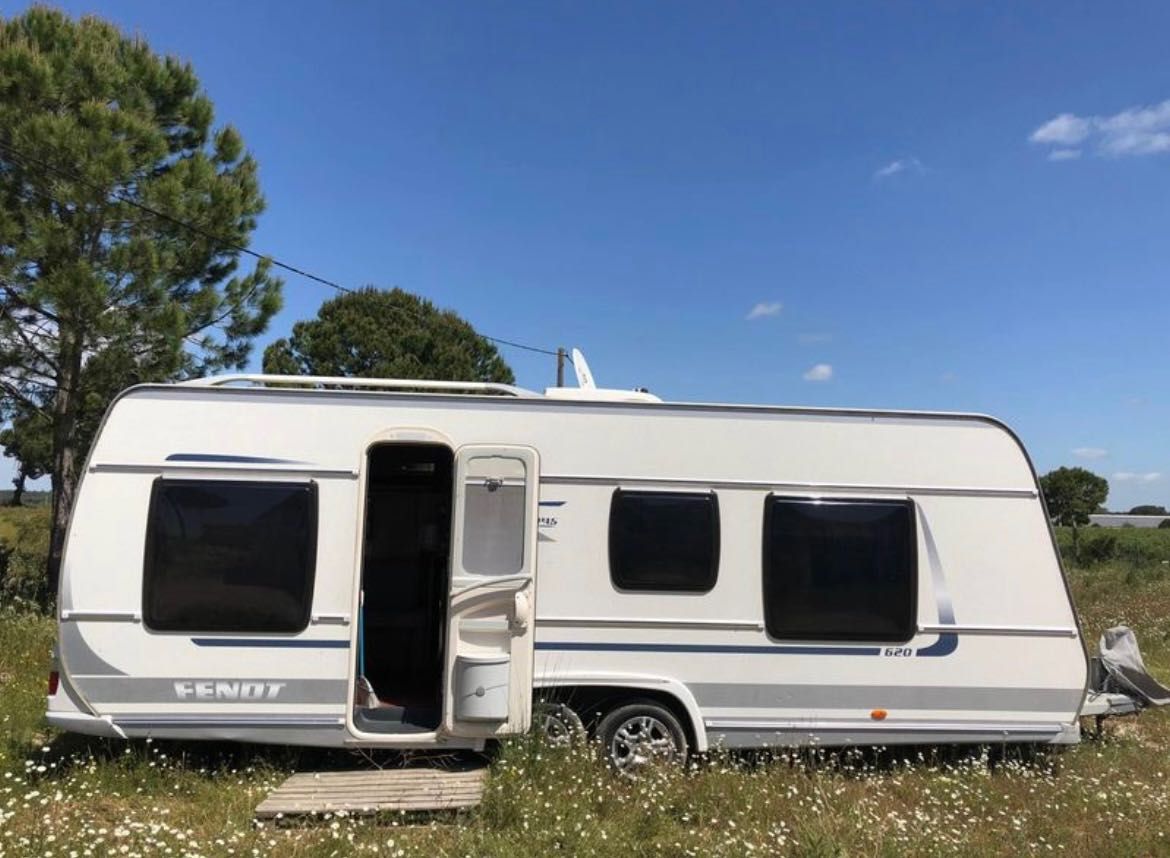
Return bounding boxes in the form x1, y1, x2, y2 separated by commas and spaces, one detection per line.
443, 446, 539, 739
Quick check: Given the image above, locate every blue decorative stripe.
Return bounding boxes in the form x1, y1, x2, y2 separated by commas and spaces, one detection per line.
915, 633, 959, 657
191, 638, 350, 649
536, 641, 882, 656
538, 637, 959, 658
539, 500, 566, 507
166, 453, 305, 465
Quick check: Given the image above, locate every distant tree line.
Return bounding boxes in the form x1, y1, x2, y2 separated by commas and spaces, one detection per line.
1038, 467, 1170, 555
1127, 505, 1168, 516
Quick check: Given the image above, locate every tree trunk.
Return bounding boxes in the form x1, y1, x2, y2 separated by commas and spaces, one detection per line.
10, 466, 26, 507
46, 324, 83, 603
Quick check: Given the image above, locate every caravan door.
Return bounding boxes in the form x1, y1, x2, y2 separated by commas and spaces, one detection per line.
442, 446, 539, 738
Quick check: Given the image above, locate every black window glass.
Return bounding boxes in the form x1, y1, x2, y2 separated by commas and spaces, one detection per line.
144, 480, 317, 633
763, 498, 916, 642
609, 490, 719, 592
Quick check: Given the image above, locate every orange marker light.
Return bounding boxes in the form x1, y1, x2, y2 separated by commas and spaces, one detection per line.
870, 709, 888, 721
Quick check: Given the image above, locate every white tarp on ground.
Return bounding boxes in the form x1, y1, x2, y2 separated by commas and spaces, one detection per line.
1099, 626, 1170, 707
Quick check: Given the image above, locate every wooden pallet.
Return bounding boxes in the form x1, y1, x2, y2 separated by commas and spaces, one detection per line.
255, 767, 487, 820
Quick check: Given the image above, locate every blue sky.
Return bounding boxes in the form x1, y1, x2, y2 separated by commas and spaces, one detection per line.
8, 1, 1170, 510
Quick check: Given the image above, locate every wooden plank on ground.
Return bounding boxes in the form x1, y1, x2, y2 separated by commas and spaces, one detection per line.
255, 767, 487, 819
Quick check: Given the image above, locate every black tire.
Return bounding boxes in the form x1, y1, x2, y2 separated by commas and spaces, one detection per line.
596, 699, 688, 776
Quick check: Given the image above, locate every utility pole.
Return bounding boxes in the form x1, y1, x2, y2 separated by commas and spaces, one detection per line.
556, 348, 566, 387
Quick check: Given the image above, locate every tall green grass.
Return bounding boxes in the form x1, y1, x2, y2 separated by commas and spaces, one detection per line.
0, 506, 51, 609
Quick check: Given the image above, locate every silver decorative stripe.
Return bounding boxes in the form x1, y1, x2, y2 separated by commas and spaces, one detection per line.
59, 623, 126, 676
74, 677, 349, 705
690, 683, 1084, 713
61, 610, 140, 623
915, 502, 956, 625
705, 718, 1063, 735
89, 462, 358, 479
113, 715, 345, 728
537, 616, 764, 631
918, 624, 1077, 638
541, 473, 1036, 499
311, 614, 352, 626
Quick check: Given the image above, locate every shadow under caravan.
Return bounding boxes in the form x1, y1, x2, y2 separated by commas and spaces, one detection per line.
354, 443, 453, 733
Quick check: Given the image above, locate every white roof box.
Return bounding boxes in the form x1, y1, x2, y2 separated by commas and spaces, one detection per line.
542, 348, 661, 402
543, 386, 661, 403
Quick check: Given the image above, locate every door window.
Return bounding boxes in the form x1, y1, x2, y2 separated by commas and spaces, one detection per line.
462, 456, 527, 575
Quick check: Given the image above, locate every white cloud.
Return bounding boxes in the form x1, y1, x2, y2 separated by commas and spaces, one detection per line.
1029, 113, 1092, 146
1097, 101, 1170, 155
1030, 100, 1170, 159
1113, 471, 1162, 483
802, 363, 833, 382
746, 301, 782, 320
798, 333, 833, 345
873, 157, 924, 180
1073, 447, 1108, 460
940, 371, 958, 383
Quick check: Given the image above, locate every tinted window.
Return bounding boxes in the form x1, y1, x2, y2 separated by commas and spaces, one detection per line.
763, 497, 916, 642
144, 480, 317, 633
609, 490, 719, 592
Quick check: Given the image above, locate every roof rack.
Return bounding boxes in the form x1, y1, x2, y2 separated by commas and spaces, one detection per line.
179, 374, 540, 398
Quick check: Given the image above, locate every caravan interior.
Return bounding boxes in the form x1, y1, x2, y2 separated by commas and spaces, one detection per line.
356, 443, 453, 733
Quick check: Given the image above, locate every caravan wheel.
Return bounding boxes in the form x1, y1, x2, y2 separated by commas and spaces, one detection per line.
597, 700, 687, 777
535, 702, 587, 748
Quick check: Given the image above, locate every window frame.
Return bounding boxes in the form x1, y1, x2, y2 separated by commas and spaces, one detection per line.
141, 477, 320, 635
608, 488, 721, 594
760, 494, 918, 644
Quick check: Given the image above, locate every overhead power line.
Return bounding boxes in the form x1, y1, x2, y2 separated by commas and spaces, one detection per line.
0, 139, 566, 363
480, 336, 560, 358
0, 139, 353, 296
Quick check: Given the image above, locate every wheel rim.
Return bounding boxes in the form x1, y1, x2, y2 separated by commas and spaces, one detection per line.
538, 704, 583, 748
609, 714, 679, 775
541, 711, 574, 747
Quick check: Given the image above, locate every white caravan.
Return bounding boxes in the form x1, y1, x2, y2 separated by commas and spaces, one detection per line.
48, 360, 1145, 769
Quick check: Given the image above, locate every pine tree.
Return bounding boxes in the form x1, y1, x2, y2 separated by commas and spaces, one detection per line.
0, 8, 282, 596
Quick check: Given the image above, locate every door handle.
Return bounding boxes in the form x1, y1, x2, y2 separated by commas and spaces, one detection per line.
511, 591, 531, 633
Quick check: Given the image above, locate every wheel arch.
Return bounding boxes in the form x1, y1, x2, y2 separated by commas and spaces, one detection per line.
535, 675, 708, 752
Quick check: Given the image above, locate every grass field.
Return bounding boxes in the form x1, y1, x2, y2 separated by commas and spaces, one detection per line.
2, 513, 1169, 856
0, 506, 44, 548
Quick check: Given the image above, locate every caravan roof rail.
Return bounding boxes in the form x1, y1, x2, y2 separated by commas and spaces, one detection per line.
179, 374, 541, 398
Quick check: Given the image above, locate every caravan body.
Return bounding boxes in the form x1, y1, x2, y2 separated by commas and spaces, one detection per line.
49, 375, 1089, 755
